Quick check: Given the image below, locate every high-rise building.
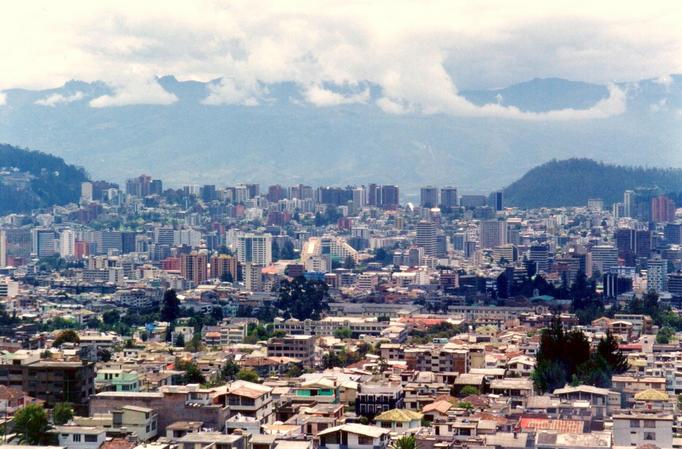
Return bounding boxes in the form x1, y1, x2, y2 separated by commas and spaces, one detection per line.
378, 185, 399, 209
237, 233, 272, 266
623, 190, 635, 218
0, 231, 6, 267
415, 221, 437, 257
528, 244, 550, 273
440, 187, 458, 209
126, 175, 152, 197
32, 229, 56, 258
267, 185, 285, 202
210, 254, 239, 281
80, 182, 93, 202
96, 231, 122, 255
352, 187, 366, 209
59, 229, 75, 258
590, 245, 619, 274
479, 219, 507, 249
488, 191, 504, 211
647, 256, 667, 293
664, 223, 682, 245
587, 198, 603, 211
651, 194, 676, 223
420, 186, 439, 208
667, 272, 682, 298
181, 252, 208, 286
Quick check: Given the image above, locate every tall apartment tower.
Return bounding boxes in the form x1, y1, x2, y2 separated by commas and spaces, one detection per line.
440, 187, 458, 209
237, 233, 273, 266
181, 252, 208, 286
415, 221, 437, 257
479, 219, 507, 249
420, 186, 439, 208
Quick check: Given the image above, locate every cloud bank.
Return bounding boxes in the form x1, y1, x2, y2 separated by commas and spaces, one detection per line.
0, 1, 680, 119
35, 91, 84, 107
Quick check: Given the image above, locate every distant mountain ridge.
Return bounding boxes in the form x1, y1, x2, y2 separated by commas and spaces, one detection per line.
0, 144, 89, 214
503, 158, 682, 208
0, 75, 681, 191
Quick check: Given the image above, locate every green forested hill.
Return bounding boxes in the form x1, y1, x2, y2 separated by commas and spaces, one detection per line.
0, 144, 89, 214
503, 158, 682, 208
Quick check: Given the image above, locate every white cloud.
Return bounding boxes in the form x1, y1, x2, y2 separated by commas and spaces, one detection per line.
0, 1, 679, 119
90, 77, 177, 107
202, 78, 264, 106
650, 98, 668, 112
0, 92, 5, 106
35, 91, 84, 106
304, 85, 370, 107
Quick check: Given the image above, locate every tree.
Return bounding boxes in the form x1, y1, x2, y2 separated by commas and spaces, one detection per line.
596, 332, 628, 373
392, 434, 416, 449
236, 368, 259, 383
211, 306, 224, 322
285, 364, 303, 378
276, 277, 329, 320
333, 327, 353, 339
14, 404, 49, 444
161, 289, 181, 323
182, 362, 206, 384
657, 326, 675, 344
53, 402, 73, 425
174, 334, 186, 347
459, 385, 480, 397
53, 329, 80, 347
185, 334, 203, 352
221, 361, 240, 381
102, 309, 120, 325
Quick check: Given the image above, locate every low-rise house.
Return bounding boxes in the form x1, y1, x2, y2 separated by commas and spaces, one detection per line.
612, 411, 673, 448
51, 425, 107, 449
489, 378, 533, 408
373, 409, 422, 434
318, 424, 391, 449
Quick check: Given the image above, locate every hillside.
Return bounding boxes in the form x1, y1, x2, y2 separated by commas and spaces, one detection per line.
0, 144, 89, 214
503, 159, 682, 208
0, 76, 681, 192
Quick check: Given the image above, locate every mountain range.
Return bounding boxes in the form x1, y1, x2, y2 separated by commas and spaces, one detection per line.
1, 75, 681, 198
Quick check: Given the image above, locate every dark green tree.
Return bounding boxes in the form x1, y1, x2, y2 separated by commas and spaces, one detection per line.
596, 332, 629, 373
182, 362, 205, 384
276, 277, 329, 320
52, 402, 74, 425
174, 334, 186, 347
53, 329, 80, 347
161, 289, 181, 323
236, 368, 259, 383
13, 404, 49, 444
221, 361, 240, 381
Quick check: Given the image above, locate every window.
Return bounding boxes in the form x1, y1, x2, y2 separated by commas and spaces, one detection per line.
358, 436, 374, 445
84, 435, 98, 443
73, 434, 82, 442
630, 420, 640, 428
643, 420, 656, 429
644, 432, 656, 441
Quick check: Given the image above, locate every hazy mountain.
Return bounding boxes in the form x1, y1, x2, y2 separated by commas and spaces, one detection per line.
1, 76, 681, 197
0, 144, 89, 214
503, 158, 682, 208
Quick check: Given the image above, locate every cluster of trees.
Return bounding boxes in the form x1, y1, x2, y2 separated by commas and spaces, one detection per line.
272, 240, 296, 261
407, 322, 464, 344
314, 206, 342, 227
12, 402, 73, 444
275, 277, 330, 320
532, 318, 628, 393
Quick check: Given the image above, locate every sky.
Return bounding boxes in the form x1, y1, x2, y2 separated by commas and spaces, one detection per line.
1, 1, 681, 119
